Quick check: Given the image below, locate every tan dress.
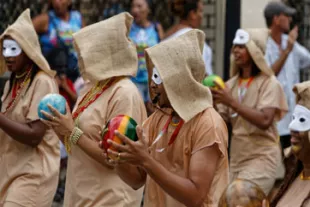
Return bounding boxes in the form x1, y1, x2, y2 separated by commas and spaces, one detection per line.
64, 78, 147, 207
143, 107, 229, 207
0, 71, 60, 207
218, 74, 288, 195
276, 177, 310, 207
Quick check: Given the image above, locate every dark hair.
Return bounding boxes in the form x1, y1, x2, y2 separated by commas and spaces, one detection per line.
130, 0, 155, 18
4, 64, 40, 101
238, 61, 261, 77
48, 1, 72, 11
171, 0, 200, 19
265, 16, 274, 28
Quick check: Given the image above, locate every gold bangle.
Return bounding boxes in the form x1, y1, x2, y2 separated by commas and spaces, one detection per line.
70, 127, 84, 145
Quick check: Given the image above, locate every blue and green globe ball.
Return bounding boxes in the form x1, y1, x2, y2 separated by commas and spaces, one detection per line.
38, 94, 67, 120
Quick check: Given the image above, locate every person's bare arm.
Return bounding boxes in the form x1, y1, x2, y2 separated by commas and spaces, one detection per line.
0, 114, 46, 147
212, 86, 277, 130
32, 13, 49, 34
156, 23, 165, 41
108, 127, 221, 207
270, 26, 298, 76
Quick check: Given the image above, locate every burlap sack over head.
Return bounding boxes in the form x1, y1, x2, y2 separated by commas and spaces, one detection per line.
145, 29, 213, 122
0, 9, 55, 77
230, 28, 273, 78
73, 12, 137, 82
293, 81, 310, 109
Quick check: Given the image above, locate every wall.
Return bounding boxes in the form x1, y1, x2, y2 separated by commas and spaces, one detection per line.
241, 0, 280, 28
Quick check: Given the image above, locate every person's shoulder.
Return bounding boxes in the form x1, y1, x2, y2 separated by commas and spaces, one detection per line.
193, 107, 224, 127
113, 78, 141, 96
226, 75, 238, 87
34, 71, 54, 82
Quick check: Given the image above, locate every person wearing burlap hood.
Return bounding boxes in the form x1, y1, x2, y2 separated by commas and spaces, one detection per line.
105, 30, 229, 207
269, 81, 310, 207
40, 13, 146, 206
0, 9, 60, 207
212, 28, 288, 195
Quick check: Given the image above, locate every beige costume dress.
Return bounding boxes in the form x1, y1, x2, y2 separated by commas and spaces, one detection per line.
276, 178, 310, 207
143, 108, 229, 207
218, 74, 287, 194
142, 30, 230, 207
64, 78, 146, 206
218, 28, 288, 195
0, 9, 59, 207
63, 13, 147, 206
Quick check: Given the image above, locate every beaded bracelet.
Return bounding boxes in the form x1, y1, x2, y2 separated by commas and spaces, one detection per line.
70, 127, 84, 145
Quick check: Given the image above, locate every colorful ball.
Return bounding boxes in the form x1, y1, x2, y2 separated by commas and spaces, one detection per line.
101, 115, 138, 160
38, 94, 66, 120
202, 74, 225, 90
218, 179, 268, 207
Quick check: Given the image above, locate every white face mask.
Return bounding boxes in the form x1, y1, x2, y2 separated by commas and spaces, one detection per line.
152, 67, 162, 85
2, 39, 22, 58
233, 29, 250, 45
289, 105, 310, 132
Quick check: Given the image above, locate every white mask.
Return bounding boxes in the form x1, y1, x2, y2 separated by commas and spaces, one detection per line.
2, 39, 22, 58
289, 105, 310, 132
233, 29, 250, 45
152, 67, 162, 85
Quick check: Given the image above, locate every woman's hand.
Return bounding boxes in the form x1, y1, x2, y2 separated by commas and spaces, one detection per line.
210, 82, 235, 107
40, 103, 75, 141
102, 126, 150, 167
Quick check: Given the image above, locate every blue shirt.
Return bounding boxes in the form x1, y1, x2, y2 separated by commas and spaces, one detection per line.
129, 22, 160, 83
39, 10, 82, 59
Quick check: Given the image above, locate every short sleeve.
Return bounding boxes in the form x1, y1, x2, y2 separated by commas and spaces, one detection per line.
107, 82, 147, 126
257, 76, 288, 121
26, 73, 58, 121
215, 103, 230, 123
192, 109, 228, 157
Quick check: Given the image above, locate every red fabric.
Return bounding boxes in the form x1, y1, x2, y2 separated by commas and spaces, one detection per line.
60, 79, 76, 110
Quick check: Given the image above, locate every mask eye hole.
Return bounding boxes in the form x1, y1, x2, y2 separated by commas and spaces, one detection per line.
11, 47, 16, 51
300, 118, 306, 123
154, 74, 158, 78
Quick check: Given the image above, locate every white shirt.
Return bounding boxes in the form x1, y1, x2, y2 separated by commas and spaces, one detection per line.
265, 34, 310, 136
165, 27, 213, 75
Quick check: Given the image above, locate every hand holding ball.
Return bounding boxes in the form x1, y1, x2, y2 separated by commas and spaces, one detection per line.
101, 115, 138, 160
38, 94, 66, 120
202, 74, 225, 90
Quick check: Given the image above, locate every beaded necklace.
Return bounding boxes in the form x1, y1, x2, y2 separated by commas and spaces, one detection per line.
3, 66, 32, 114
72, 77, 121, 123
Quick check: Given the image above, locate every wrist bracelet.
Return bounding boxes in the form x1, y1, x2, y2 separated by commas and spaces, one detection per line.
70, 127, 84, 145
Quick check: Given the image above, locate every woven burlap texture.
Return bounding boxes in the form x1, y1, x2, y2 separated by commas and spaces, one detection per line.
73, 12, 137, 82
293, 81, 310, 109
0, 9, 55, 77
145, 29, 213, 122
230, 28, 273, 78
